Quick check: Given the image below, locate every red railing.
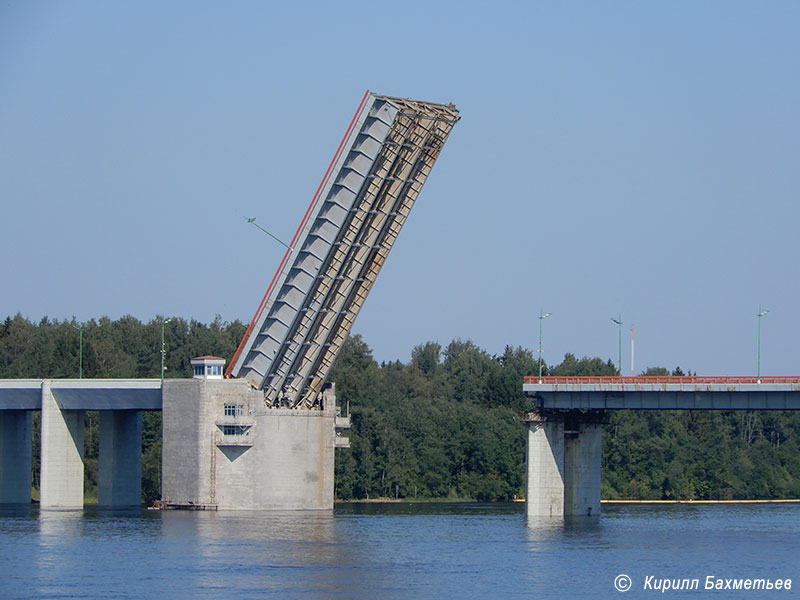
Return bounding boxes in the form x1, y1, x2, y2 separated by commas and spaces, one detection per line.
524, 376, 800, 385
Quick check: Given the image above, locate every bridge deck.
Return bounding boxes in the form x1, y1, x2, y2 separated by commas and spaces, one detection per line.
0, 380, 162, 410
523, 377, 800, 410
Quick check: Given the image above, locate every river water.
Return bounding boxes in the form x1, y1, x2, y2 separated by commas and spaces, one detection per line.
0, 502, 797, 599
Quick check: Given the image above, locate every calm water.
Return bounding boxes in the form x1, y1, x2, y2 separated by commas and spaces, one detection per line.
1, 502, 798, 599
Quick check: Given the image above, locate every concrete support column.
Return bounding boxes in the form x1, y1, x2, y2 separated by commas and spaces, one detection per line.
525, 416, 564, 518
0, 411, 33, 504
564, 417, 603, 517
98, 411, 142, 507
40, 381, 85, 509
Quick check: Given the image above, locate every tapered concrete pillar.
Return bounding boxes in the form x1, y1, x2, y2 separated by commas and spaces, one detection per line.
40, 381, 85, 509
525, 415, 564, 518
564, 418, 602, 517
0, 411, 33, 503
98, 411, 142, 506
525, 410, 604, 518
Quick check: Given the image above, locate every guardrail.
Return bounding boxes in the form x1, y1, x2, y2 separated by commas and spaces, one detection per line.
524, 376, 800, 385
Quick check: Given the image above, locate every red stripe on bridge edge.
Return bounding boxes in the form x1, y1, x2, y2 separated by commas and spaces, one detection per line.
524, 376, 800, 385
226, 90, 373, 378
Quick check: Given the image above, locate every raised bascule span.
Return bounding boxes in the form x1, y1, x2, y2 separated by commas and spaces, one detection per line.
227, 92, 460, 409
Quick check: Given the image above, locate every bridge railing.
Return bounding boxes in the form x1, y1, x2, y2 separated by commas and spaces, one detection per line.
523, 376, 800, 385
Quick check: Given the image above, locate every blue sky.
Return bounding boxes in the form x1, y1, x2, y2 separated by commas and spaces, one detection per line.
2, 1, 798, 375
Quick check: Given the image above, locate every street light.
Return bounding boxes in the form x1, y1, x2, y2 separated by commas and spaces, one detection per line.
71, 323, 83, 379
538, 311, 552, 383
161, 317, 172, 381
757, 308, 770, 383
610, 315, 622, 376
244, 216, 293, 251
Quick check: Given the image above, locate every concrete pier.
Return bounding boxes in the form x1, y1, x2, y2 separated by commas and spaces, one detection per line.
40, 381, 85, 509
98, 411, 142, 506
162, 378, 346, 510
525, 410, 604, 518
563, 415, 602, 517
0, 411, 33, 503
525, 417, 565, 518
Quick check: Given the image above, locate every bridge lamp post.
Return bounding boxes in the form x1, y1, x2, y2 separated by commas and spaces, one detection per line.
538, 311, 552, 383
610, 315, 622, 376
244, 216, 293, 251
161, 317, 172, 381
71, 323, 83, 379
757, 308, 770, 383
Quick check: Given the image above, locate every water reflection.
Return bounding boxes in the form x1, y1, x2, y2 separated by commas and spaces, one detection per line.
32, 507, 164, 599
1, 502, 797, 599
160, 510, 348, 598
525, 512, 601, 531
337, 501, 523, 517
35, 509, 88, 599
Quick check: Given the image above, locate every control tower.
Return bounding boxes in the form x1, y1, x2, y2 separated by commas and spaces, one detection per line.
161, 92, 459, 509
228, 92, 460, 408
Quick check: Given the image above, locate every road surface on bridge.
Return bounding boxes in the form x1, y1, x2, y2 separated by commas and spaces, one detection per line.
523, 376, 800, 410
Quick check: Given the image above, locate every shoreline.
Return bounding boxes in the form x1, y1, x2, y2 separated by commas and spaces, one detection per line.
336, 498, 800, 505
602, 499, 800, 504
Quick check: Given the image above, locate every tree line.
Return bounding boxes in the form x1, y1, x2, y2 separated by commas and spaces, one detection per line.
2, 313, 800, 503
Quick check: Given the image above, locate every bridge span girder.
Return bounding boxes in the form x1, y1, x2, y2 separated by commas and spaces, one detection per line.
524, 381, 800, 411
228, 92, 460, 409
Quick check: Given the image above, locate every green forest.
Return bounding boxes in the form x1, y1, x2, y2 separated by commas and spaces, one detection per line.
3, 313, 800, 504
